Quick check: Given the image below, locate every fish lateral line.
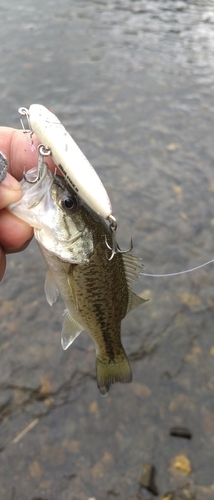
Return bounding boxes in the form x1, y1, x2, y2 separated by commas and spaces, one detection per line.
141, 258, 214, 277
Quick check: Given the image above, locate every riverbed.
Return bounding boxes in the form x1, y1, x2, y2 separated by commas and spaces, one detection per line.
1, 1, 214, 499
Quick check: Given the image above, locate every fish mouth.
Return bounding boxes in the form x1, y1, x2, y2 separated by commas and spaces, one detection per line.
7, 164, 54, 228
28, 189, 50, 209
17, 164, 53, 210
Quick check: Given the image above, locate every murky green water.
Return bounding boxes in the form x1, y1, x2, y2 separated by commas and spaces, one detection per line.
1, 1, 214, 498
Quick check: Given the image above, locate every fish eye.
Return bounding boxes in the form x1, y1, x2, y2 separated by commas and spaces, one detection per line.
61, 193, 78, 212
64, 198, 74, 209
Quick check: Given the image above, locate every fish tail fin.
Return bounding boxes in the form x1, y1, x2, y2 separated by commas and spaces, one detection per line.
96, 349, 132, 397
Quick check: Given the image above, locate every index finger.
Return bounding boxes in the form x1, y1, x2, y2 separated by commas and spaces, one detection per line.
0, 127, 56, 181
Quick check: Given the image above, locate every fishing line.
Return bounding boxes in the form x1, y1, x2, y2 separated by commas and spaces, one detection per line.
141, 258, 214, 277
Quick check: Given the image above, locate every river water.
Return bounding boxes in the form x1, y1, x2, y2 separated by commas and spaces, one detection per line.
1, 1, 214, 499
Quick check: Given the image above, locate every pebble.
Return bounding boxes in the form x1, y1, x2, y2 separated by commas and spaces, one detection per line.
161, 488, 196, 500
171, 454, 191, 474
139, 464, 158, 496
166, 143, 180, 151
170, 427, 192, 439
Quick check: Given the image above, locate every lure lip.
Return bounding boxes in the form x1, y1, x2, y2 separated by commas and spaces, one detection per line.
27, 104, 113, 220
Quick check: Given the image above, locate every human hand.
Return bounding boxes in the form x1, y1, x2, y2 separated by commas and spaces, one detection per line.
0, 127, 55, 280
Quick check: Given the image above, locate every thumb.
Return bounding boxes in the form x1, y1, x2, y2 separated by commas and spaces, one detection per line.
0, 173, 22, 209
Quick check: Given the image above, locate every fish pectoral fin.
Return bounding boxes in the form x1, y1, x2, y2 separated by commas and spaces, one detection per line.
126, 289, 148, 314
61, 309, 83, 350
96, 349, 132, 397
44, 269, 59, 306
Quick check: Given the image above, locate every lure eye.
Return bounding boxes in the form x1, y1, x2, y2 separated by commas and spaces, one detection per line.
61, 193, 78, 212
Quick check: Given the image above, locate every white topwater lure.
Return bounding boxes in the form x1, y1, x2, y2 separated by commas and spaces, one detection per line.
20, 104, 112, 219
19, 104, 133, 260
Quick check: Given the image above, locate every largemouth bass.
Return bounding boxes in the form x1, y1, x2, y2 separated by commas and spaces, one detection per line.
8, 164, 146, 395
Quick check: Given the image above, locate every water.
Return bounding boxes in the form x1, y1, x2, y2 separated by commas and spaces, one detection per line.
1, 1, 214, 498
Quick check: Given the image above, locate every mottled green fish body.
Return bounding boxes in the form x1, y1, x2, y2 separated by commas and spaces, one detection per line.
8, 165, 146, 395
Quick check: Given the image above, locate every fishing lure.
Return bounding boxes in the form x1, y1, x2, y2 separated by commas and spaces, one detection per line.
20, 104, 112, 219
19, 104, 132, 260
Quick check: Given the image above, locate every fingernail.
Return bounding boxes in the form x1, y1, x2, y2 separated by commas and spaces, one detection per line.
0, 152, 8, 183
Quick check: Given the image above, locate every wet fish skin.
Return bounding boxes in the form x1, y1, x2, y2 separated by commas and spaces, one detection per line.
39, 222, 132, 396
8, 166, 146, 395
37, 184, 132, 396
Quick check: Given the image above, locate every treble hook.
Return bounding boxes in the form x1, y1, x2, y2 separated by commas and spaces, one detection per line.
23, 144, 51, 184
105, 215, 133, 261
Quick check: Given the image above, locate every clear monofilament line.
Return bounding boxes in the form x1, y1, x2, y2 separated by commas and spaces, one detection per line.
141, 258, 214, 277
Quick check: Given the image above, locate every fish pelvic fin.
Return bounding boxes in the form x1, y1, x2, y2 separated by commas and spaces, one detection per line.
61, 309, 84, 350
44, 269, 59, 306
96, 350, 132, 397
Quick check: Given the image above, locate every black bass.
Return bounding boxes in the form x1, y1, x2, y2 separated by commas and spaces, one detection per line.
8, 164, 146, 395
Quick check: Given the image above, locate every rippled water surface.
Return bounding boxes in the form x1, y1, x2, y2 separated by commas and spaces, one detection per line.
1, 1, 214, 499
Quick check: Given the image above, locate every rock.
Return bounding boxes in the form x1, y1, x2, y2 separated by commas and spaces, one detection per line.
171, 454, 191, 474
161, 487, 196, 499
139, 464, 158, 496
170, 426, 192, 439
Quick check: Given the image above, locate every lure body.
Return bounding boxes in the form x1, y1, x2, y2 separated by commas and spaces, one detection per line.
28, 104, 112, 219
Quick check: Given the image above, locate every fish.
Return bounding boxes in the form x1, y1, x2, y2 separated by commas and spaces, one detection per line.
8, 164, 147, 395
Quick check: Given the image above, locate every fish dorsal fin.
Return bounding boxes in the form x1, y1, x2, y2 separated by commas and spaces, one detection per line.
126, 289, 148, 314
122, 252, 148, 313
61, 309, 84, 350
122, 252, 144, 289
44, 269, 59, 306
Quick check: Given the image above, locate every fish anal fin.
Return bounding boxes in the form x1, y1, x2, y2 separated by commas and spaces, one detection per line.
96, 350, 132, 397
61, 309, 83, 350
126, 289, 148, 314
44, 269, 59, 306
